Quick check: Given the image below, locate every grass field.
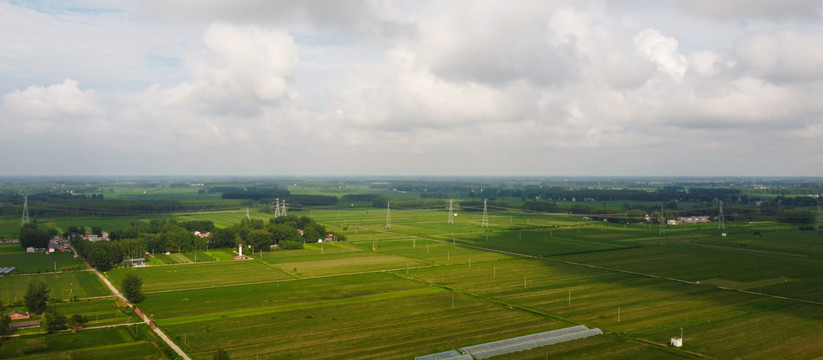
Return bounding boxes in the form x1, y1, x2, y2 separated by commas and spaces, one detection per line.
55, 299, 138, 327
0, 271, 109, 304
0, 244, 84, 273
0, 324, 168, 359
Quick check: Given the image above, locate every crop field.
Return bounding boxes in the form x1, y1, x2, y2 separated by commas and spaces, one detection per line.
0, 271, 108, 304
152, 285, 565, 360
55, 298, 138, 327
98, 208, 823, 359
103, 186, 220, 201
0, 324, 168, 360
106, 259, 294, 293
0, 244, 84, 273
0, 218, 21, 239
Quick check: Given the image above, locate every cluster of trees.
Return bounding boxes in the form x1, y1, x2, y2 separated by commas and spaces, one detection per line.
19, 223, 57, 249
218, 186, 290, 200
122, 272, 143, 303
70, 215, 342, 271
219, 214, 344, 251
2, 193, 247, 217
342, 194, 382, 202
371, 197, 446, 209
0, 302, 9, 336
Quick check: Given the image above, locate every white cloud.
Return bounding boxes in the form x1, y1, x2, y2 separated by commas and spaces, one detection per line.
736, 30, 823, 83
143, 23, 300, 117
2, 79, 104, 120
633, 28, 689, 81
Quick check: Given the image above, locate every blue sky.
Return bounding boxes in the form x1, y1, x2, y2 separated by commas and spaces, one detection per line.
1, 0, 822, 176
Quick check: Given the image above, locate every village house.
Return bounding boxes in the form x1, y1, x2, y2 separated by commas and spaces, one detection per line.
8, 310, 30, 320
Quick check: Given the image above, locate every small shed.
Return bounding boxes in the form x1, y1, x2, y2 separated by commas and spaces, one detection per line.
26, 247, 35, 253
671, 337, 683, 347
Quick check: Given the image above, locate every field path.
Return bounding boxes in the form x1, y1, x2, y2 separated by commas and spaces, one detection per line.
93, 268, 191, 360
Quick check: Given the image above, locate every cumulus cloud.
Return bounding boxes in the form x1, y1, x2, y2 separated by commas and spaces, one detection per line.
2, 79, 104, 120
633, 28, 689, 81
331, 48, 536, 132
156, 23, 299, 117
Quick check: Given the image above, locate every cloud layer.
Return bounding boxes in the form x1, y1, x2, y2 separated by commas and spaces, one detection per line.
1, 0, 822, 176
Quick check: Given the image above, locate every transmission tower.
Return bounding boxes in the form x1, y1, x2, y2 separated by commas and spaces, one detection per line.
481, 199, 489, 228
21, 193, 30, 226
273, 198, 281, 217
246, 207, 250, 221
281, 199, 287, 217
717, 200, 725, 231
386, 201, 391, 230
448, 199, 454, 224
816, 195, 821, 234
658, 205, 665, 236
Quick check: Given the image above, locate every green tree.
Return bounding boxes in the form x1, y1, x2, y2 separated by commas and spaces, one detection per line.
69, 314, 88, 327
25, 281, 50, 314
0, 313, 10, 336
89, 247, 112, 272
19, 223, 51, 250
122, 272, 143, 303
247, 229, 273, 250
43, 305, 67, 333
213, 349, 231, 360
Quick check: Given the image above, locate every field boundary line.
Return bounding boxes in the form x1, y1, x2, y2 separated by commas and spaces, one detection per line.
0, 321, 145, 339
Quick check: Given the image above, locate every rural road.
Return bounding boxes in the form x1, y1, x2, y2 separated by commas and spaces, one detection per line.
93, 269, 191, 360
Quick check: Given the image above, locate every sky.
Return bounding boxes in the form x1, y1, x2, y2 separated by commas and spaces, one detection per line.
1, 0, 822, 177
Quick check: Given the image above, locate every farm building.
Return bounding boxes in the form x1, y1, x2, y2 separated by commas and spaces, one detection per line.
8, 310, 30, 320
124, 258, 147, 267
416, 325, 603, 360
677, 216, 711, 223
671, 337, 683, 347
9, 320, 41, 330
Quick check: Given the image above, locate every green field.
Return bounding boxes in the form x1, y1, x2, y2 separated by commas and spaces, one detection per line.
0, 271, 109, 304
3, 202, 823, 359
0, 325, 168, 359
0, 244, 85, 273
